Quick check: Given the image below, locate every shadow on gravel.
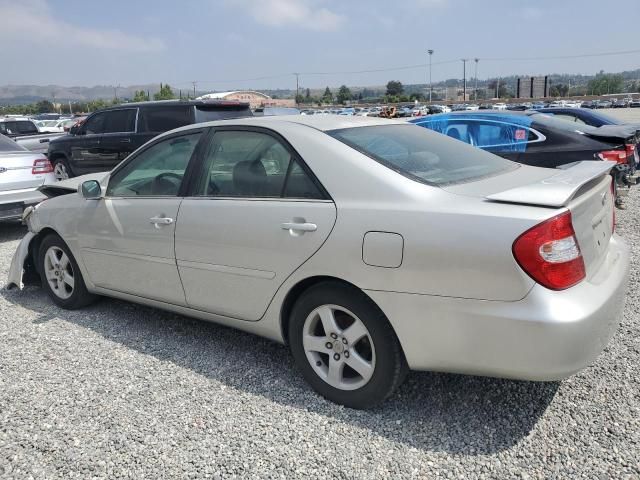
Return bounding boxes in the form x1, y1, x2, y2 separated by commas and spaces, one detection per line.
2, 287, 559, 455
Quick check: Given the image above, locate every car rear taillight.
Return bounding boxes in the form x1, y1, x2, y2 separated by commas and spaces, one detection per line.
512, 211, 586, 290
598, 144, 635, 164
32, 158, 53, 174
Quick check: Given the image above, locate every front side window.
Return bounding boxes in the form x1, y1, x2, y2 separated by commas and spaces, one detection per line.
84, 113, 106, 135
329, 124, 516, 186
103, 109, 137, 133
106, 133, 201, 197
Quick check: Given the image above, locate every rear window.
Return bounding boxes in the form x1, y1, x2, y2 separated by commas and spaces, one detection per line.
0, 134, 27, 152
328, 124, 517, 186
1, 121, 38, 135
194, 104, 252, 122
139, 106, 193, 133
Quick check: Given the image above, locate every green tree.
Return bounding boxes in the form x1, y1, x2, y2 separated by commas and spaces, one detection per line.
336, 85, 352, 104
386, 80, 404, 96
587, 74, 623, 95
35, 100, 55, 113
549, 83, 570, 97
322, 86, 333, 103
154, 83, 176, 101
305, 88, 311, 101
133, 90, 148, 102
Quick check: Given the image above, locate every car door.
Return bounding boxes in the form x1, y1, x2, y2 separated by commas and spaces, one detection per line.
70, 111, 107, 174
175, 127, 337, 321
76, 130, 206, 304
96, 108, 139, 170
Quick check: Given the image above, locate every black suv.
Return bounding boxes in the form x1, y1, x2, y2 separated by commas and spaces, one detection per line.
48, 100, 252, 179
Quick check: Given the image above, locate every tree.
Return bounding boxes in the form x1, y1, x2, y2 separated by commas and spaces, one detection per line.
336, 85, 352, 104
35, 100, 55, 113
322, 86, 333, 103
587, 74, 623, 95
386, 80, 404, 96
487, 80, 508, 99
549, 83, 569, 97
305, 88, 311, 101
132, 90, 148, 102
154, 83, 175, 101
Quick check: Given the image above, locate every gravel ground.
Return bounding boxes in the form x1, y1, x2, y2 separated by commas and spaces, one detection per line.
0, 190, 639, 479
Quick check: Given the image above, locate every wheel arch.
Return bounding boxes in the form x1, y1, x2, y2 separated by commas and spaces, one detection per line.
279, 275, 401, 349
29, 227, 64, 277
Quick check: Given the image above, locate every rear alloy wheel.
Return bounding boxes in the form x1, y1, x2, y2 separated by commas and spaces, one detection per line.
39, 234, 97, 309
52, 158, 71, 181
289, 282, 407, 409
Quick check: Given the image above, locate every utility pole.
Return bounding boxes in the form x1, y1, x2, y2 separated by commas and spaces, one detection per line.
192, 81, 197, 99
293, 73, 300, 106
427, 49, 434, 103
114, 84, 120, 103
474, 58, 479, 101
496, 78, 500, 99
461, 59, 468, 102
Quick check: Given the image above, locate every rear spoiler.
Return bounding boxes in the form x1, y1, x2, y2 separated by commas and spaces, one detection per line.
486, 161, 616, 208
584, 124, 640, 144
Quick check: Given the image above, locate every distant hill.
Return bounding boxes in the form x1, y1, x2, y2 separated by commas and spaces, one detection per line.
2, 68, 639, 105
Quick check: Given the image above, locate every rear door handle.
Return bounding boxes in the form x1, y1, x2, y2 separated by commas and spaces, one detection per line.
119, 138, 131, 143
150, 216, 174, 228
281, 222, 317, 232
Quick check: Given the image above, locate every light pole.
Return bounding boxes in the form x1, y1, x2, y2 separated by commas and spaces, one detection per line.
461, 59, 468, 102
427, 49, 434, 103
474, 58, 479, 101
293, 73, 300, 106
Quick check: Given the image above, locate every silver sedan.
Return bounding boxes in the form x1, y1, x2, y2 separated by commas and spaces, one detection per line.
7, 116, 629, 408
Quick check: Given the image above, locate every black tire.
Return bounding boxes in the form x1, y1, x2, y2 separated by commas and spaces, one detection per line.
51, 156, 74, 180
38, 234, 97, 309
289, 281, 408, 409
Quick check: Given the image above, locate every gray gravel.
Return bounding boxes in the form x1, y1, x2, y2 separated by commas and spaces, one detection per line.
0, 187, 639, 479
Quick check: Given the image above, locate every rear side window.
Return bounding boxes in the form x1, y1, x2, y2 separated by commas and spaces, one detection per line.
329, 124, 517, 186
103, 109, 137, 133
1, 121, 38, 135
138, 106, 193, 133
194, 105, 253, 122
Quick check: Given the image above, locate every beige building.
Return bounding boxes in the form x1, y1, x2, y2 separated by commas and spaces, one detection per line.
197, 90, 295, 109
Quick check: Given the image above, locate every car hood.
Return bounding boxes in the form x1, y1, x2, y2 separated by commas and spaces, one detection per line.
38, 172, 109, 198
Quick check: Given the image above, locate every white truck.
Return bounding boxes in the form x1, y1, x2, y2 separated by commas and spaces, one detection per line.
0, 118, 65, 155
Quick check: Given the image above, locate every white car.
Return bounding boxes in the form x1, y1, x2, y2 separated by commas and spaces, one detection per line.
0, 134, 55, 220
492, 103, 508, 110
7, 116, 628, 409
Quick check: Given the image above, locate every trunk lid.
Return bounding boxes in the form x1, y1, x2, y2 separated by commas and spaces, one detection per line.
444, 160, 616, 281
0, 152, 46, 192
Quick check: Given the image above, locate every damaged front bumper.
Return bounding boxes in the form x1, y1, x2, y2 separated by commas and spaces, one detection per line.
6, 231, 36, 290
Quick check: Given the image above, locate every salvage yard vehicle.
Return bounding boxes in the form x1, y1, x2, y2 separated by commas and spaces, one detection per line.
0, 118, 63, 155
410, 111, 639, 207
47, 100, 253, 181
7, 116, 629, 409
0, 134, 54, 220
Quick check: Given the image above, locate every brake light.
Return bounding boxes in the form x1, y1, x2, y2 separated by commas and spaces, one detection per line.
512, 211, 586, 290
32, 158, 53, 174
598, 144, 635, 164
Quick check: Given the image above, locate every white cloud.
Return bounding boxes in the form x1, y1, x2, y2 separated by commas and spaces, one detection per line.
0, 0, 165, 53
226, 0, 345, 31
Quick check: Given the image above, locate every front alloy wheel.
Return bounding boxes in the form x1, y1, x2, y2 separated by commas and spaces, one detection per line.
53, 161, 69, 181
43, 246, 74, 300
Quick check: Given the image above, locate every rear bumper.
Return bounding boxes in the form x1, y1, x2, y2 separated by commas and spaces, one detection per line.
366, 235, 629, 380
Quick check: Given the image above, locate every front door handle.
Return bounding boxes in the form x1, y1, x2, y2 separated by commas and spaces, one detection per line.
281, 222, 317, 232
150, 216, 174, 228
119, 138, 131, 143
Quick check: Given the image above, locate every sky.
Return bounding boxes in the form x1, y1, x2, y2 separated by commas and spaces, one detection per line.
0, 0, 639, 91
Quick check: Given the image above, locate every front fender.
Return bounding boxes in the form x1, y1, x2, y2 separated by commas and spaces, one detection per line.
6, 232, 36, 290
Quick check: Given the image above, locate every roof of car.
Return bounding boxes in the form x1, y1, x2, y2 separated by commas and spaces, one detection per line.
98, 99, 250, 110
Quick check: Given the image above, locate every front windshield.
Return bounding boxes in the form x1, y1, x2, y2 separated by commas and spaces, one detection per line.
328, 124, 517, 186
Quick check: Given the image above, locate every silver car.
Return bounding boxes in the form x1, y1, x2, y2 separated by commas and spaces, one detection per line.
7, 116, 629, 408
0, 134, 55, 221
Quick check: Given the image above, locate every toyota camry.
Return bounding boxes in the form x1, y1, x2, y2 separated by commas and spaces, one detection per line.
7, 116, 629, 409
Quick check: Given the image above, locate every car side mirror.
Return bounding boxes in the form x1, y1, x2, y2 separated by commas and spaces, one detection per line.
79, 180, 102, 200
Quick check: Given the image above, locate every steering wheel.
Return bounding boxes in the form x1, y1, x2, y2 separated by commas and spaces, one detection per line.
151, 172, 183, 195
